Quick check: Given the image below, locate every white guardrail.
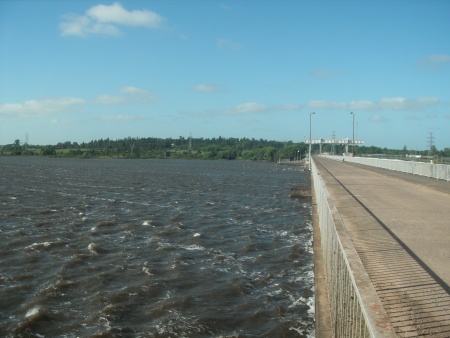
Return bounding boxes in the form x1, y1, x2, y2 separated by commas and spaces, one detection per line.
323, 155, 450, 181
311, 158, 396, 337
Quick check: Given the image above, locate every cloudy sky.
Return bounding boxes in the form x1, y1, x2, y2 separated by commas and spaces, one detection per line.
1, 0, 449, 149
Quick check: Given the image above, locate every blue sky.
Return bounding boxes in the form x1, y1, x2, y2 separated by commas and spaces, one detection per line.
1, 0, 449, 150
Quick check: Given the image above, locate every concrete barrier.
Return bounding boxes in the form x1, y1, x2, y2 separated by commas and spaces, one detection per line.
324, 155, 450, 181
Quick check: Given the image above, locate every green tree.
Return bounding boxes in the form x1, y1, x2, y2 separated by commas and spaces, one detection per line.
264, 146, 277, 161
12, 139, 22, 155
41, 146, 56, 156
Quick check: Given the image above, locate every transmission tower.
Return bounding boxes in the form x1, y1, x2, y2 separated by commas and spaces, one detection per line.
427, 132, 435, 158
331, 131, 336, 155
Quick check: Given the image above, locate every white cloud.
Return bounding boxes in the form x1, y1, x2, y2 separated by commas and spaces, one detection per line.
60, 13, 122, 37
87, 2, 164, 28
0, 97, 85, 117
405, 111, 438, 121
217, 38, 243, 51
378, 97, 439, 110
96, 95, 126, 105
419, 54, 450, 70
95, 87, 158, 105
307, 100, 348, 110
349, 100, 376, 111
370, 114, 389, 123
60, 14, 91, 37
183, 102, 268, 117
120, 86, 158, 103
60, 2, 165, 37
183, 96, 439, 120
235, 102, 266, 114
307, 97, 438, 112
307, 100, 374, 110
121, 86, 149, 95
183, 101, 304, 118
50, 119, 78, 126
193, 84, 217, 93
101, 114, 145, 121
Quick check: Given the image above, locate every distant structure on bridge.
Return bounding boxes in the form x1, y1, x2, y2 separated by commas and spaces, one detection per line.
306, 138, 364, 156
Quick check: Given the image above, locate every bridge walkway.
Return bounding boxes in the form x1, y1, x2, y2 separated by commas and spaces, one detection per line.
314, 156, 450, 337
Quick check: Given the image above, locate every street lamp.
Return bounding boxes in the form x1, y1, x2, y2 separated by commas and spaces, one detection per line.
350, 112, 355, 157
309, 112, 315, 168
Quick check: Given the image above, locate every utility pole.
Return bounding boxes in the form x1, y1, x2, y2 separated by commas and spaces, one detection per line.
331, 131, 336, 155
350, 112, 355, 157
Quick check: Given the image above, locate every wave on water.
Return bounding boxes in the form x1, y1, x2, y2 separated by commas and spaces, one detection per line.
0, 157, 314, 337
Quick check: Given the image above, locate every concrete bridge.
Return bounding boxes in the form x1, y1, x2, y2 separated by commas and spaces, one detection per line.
312, 156, 450, 337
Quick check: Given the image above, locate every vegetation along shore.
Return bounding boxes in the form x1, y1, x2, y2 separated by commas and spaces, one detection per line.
2, 136, 449, 163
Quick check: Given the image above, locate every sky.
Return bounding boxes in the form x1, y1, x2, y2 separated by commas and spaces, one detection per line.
1, 0, 449, 150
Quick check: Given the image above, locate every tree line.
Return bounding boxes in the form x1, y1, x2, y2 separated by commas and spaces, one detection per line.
2, 136, 449, 162
0, 137, 308, 161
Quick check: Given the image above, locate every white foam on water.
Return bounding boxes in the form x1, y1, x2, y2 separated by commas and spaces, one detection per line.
25, 242, 51, 250
289, 326, 304, 335
290, 296, 307, 307
181, 244, 205, 251
98, 315, 112, 330
307, 295, 315, 315
88, 243, 98, 254
142, 266, 152, 275
2, 157, 314, 336
25, 306, 40, 319
293, 326, 315, 338
267, 288, 282, 297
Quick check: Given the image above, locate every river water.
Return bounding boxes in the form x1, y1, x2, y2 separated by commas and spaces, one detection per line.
0, 157, 314, 337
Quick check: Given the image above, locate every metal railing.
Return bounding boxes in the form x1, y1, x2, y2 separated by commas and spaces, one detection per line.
323, 155, 450, 181
311, 158, 396, 337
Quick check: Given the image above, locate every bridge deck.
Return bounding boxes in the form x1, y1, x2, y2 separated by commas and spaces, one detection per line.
314, 156, 450, 337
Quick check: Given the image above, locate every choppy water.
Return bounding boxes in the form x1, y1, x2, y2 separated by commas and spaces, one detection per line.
0, 157, 314, 337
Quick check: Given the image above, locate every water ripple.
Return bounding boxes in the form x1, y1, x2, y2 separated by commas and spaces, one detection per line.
0, 157, 314, 337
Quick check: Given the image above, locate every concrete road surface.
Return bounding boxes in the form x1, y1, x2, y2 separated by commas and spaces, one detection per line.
315, 156, 450, 286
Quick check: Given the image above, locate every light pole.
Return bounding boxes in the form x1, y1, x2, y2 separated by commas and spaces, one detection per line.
350, 112, 355, 157
309, 112, 315, 168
